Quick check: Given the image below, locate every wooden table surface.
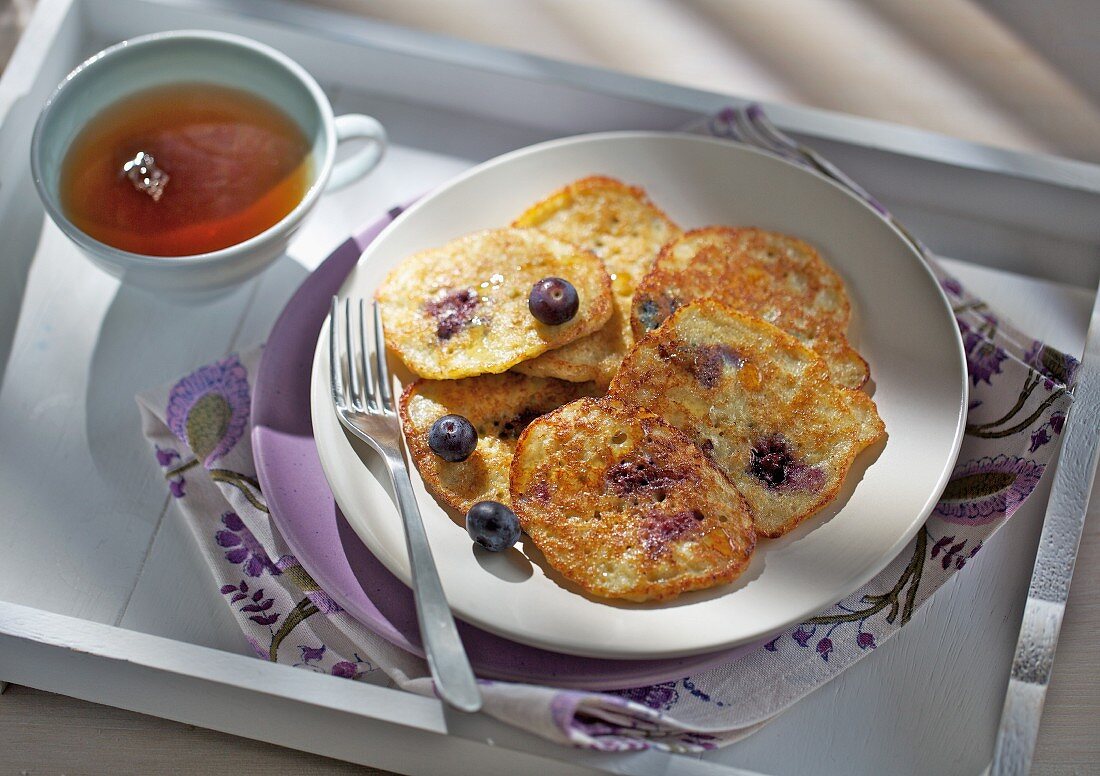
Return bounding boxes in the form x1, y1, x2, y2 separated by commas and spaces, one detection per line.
1, 1, 1098, 774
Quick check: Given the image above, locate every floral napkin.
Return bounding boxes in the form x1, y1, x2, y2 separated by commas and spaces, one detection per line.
137, 161, 1078, 756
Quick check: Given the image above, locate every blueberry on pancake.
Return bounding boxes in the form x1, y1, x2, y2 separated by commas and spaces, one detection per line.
377, 228, 613, 379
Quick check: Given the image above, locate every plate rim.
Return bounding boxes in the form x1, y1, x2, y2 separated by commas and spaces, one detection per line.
312, 130, 969, 659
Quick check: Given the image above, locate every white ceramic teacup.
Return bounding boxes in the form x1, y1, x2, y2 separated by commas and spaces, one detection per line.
31, 30, 387, 298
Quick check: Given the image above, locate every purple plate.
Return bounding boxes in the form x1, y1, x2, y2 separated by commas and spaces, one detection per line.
251, 209, 761, 689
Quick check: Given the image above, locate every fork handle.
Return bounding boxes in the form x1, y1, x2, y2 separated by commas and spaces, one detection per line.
384, 454, 482, 713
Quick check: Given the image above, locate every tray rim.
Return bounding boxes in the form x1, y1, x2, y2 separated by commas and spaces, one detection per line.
0, 601, 742, 776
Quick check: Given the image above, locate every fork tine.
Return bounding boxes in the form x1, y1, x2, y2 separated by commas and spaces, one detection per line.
743, 105, 799, 154
358, 300, 377, 412
373, 300, 394, 411
329, 296, 345, 408
344, 298, 363, 409
734, 107, 797, 161
707, 108, 739, 140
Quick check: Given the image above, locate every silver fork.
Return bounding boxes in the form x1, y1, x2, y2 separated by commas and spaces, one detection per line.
329, 297, 481, 713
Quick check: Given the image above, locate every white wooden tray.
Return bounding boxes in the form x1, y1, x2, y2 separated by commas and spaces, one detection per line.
1, 1, 1097, 774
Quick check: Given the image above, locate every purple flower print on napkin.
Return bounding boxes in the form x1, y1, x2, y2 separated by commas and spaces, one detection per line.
331, 661, 360, 679
934, 455, 1044, 525
940, 277, 963, 297
166, 354, 250, 467
275, 555, 343, 614
154, 445, 180, 466
1024, 340, 1080, 388
1029, 427, 1051, 452
222, 580, 279, 627
299, 645, 326, 664
216, 511, 278, 577
613, 682, 680, 711
960, 321, 1007, 386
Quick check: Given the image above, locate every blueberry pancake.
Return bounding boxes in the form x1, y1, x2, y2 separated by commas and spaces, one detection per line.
376, 228, 613, 379
510, 396, 756, 602
611, 299, 885, 537
512, 177, 681, 386
631, 227, 869, 389
400, 373, 599, 513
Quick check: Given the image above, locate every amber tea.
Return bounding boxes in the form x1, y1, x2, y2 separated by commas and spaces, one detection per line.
59, 83, 312, 257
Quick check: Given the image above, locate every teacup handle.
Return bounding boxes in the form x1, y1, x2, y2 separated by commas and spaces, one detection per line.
327, 114, 387, 191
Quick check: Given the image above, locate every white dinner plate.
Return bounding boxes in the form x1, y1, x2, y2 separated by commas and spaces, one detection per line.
310, 132, 967, 660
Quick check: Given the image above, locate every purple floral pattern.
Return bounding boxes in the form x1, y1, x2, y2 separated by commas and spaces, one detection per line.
331, 661, 360, 679
299, 645, 326, 664
166, 354, 250, 466
221, 580, 279, 627
930, 534, 982, 570
1024, 340, 1080, 388
275, 555, 343, 614
613, 682, 679, 711
216, 512, 279, 577
960, 320, 1007, 386
152, 444, 189, 499
1029, 427, 1051, 452
934, 455, 1044, 525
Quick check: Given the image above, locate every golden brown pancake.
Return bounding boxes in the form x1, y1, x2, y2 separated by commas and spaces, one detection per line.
510, 396, 756, 601
512, 177, 681, 386
611, 299, 885, 537
631, 227, 869, 389
400, 373, 599, 513
377, 228, 613, 379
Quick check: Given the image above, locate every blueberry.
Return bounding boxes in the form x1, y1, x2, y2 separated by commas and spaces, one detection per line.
529, 277, 579, 325
466, 501, 521, 552
748, 436, 793, 488
428, 414, 478, 462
